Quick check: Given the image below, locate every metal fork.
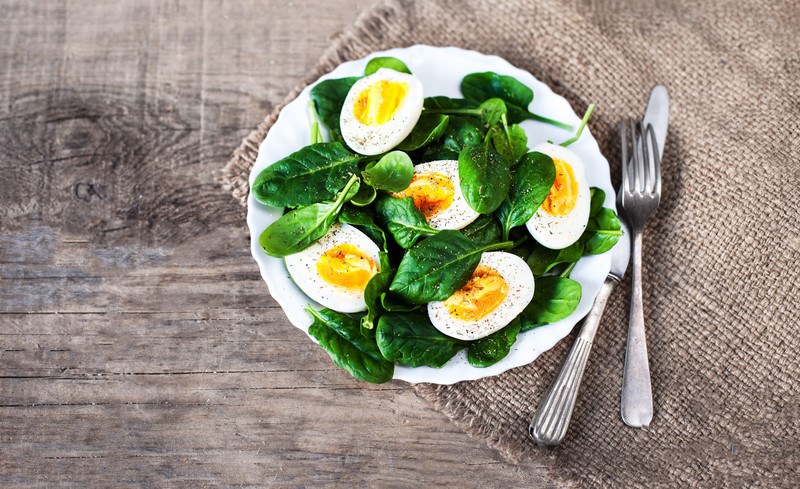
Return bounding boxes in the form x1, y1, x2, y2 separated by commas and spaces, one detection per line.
618, 120, 661, 428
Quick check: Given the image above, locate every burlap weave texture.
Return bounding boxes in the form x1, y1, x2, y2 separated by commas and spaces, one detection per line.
223, 1, 800, 486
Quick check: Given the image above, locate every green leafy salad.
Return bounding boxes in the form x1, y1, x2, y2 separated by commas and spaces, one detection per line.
251, 56, 622, 383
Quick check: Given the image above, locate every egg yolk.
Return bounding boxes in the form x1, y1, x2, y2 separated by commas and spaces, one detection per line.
444, 265, 509, 321
353, 80, 408, 126
316, 244, 378, 290
391, 172, 454, 218
541, 158, 579, 217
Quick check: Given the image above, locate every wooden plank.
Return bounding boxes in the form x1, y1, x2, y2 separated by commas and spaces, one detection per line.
0, 1, 556, 486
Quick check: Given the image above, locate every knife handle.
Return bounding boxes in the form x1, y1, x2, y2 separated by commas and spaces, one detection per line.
529, 276, 618, 446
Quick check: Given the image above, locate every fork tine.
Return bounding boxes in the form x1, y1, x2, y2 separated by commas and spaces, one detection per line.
630, 119, 642, 192
620, 121, 630, 194
646, 123, 662, 195
639, 120, 651, 192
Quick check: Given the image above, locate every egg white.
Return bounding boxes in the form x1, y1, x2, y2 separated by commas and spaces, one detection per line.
525, 142, 591, 250
404, 160, 480, 230
340, 68, 424, 156
284, 223, 381, 313
427, 252, 535, 341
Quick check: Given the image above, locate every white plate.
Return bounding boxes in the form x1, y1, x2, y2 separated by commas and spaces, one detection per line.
247, 45, 615, 385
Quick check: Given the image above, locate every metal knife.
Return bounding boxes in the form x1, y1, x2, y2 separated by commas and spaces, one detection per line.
620, 85, 669, 428
529, 220, 631, 446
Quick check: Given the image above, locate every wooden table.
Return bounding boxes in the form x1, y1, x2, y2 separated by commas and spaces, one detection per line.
1, 1, 554, 486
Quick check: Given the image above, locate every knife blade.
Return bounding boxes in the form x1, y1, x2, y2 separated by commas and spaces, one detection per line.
642, 84, 669, 161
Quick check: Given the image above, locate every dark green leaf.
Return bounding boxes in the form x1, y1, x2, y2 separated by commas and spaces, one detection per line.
374, 195, 438, 249
521, 276, 582, 330
491, 124, 528, 166
389, 230, 512, 304
496, 151, 556, 241
362, 151, 414, 192
259, 175, 358, 257
583, 208, 622, 255
306, 306, 394, 383
478, 98, 507, 127
525, 243, 560, 276
421, 116, 484, 161
338, 206, 387, 250
349, 184, 377, 207
309, 77, 360, 140
461, 215, 502, 246
458, 143, 511, 214
589, 187, 606, 216
251, 142, 362, 207
376, 312, 464, 367
380, 293, 420, 312
467, 318, 521, 368
364, 56, 411, 75
397, 114, 449, 151
361, 261, 395, 332
461, 72, 534, 124
423, 96, 478, 112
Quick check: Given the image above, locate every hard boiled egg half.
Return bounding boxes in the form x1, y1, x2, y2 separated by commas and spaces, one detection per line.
340, 68, 424, 155
428, 252, 534, 341
526, 143, 591, 250
391, 160, 480, 230
285, 224, 381, 313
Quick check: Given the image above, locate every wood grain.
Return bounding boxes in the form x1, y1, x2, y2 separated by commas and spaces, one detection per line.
0, 1, 555, 487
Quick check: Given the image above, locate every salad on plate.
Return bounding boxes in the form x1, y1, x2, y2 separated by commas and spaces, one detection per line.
249, 50, 622, 384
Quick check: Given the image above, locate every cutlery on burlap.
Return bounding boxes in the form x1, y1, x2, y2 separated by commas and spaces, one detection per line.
618, 119, 662, 428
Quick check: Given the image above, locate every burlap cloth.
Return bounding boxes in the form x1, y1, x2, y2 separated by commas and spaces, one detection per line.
222, 0, 800, 486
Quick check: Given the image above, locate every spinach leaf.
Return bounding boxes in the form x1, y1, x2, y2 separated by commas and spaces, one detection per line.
478, 98, 507, 127
578, 188, 623, 255
421, 116, 485, 161
458, 142, 511, 214
380, 293, 419, 312
521, 275, 582, 330
491, 123, 528, 166
589, 187, 606, 216
496, 151, 556, 241
338, 205, 387, 250
259, 175, 359, 257
423, 96, 478, 112
374, 195, 438, 249
364, 56, 411, 75
376, 312, 465, 368
461, 214, 502, 246
349, 184, 377, 207
309, 77, 360, 140
308, 100, 323, 144
526, 241, 584, 276
461, 72, 534, 124
397, 114, 449, 151
361, 260, 394, 332
362, 151, 414, 192
467, 318, 521, 368
389, 230, 513, 304
460, 72, 572, 130
251, 142, 362, 207
305, 306, 394, 384
583, 208, 623, 255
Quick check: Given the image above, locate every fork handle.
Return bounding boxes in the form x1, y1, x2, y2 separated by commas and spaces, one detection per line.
529, 277, 617, 446
621, 232, 654, 427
